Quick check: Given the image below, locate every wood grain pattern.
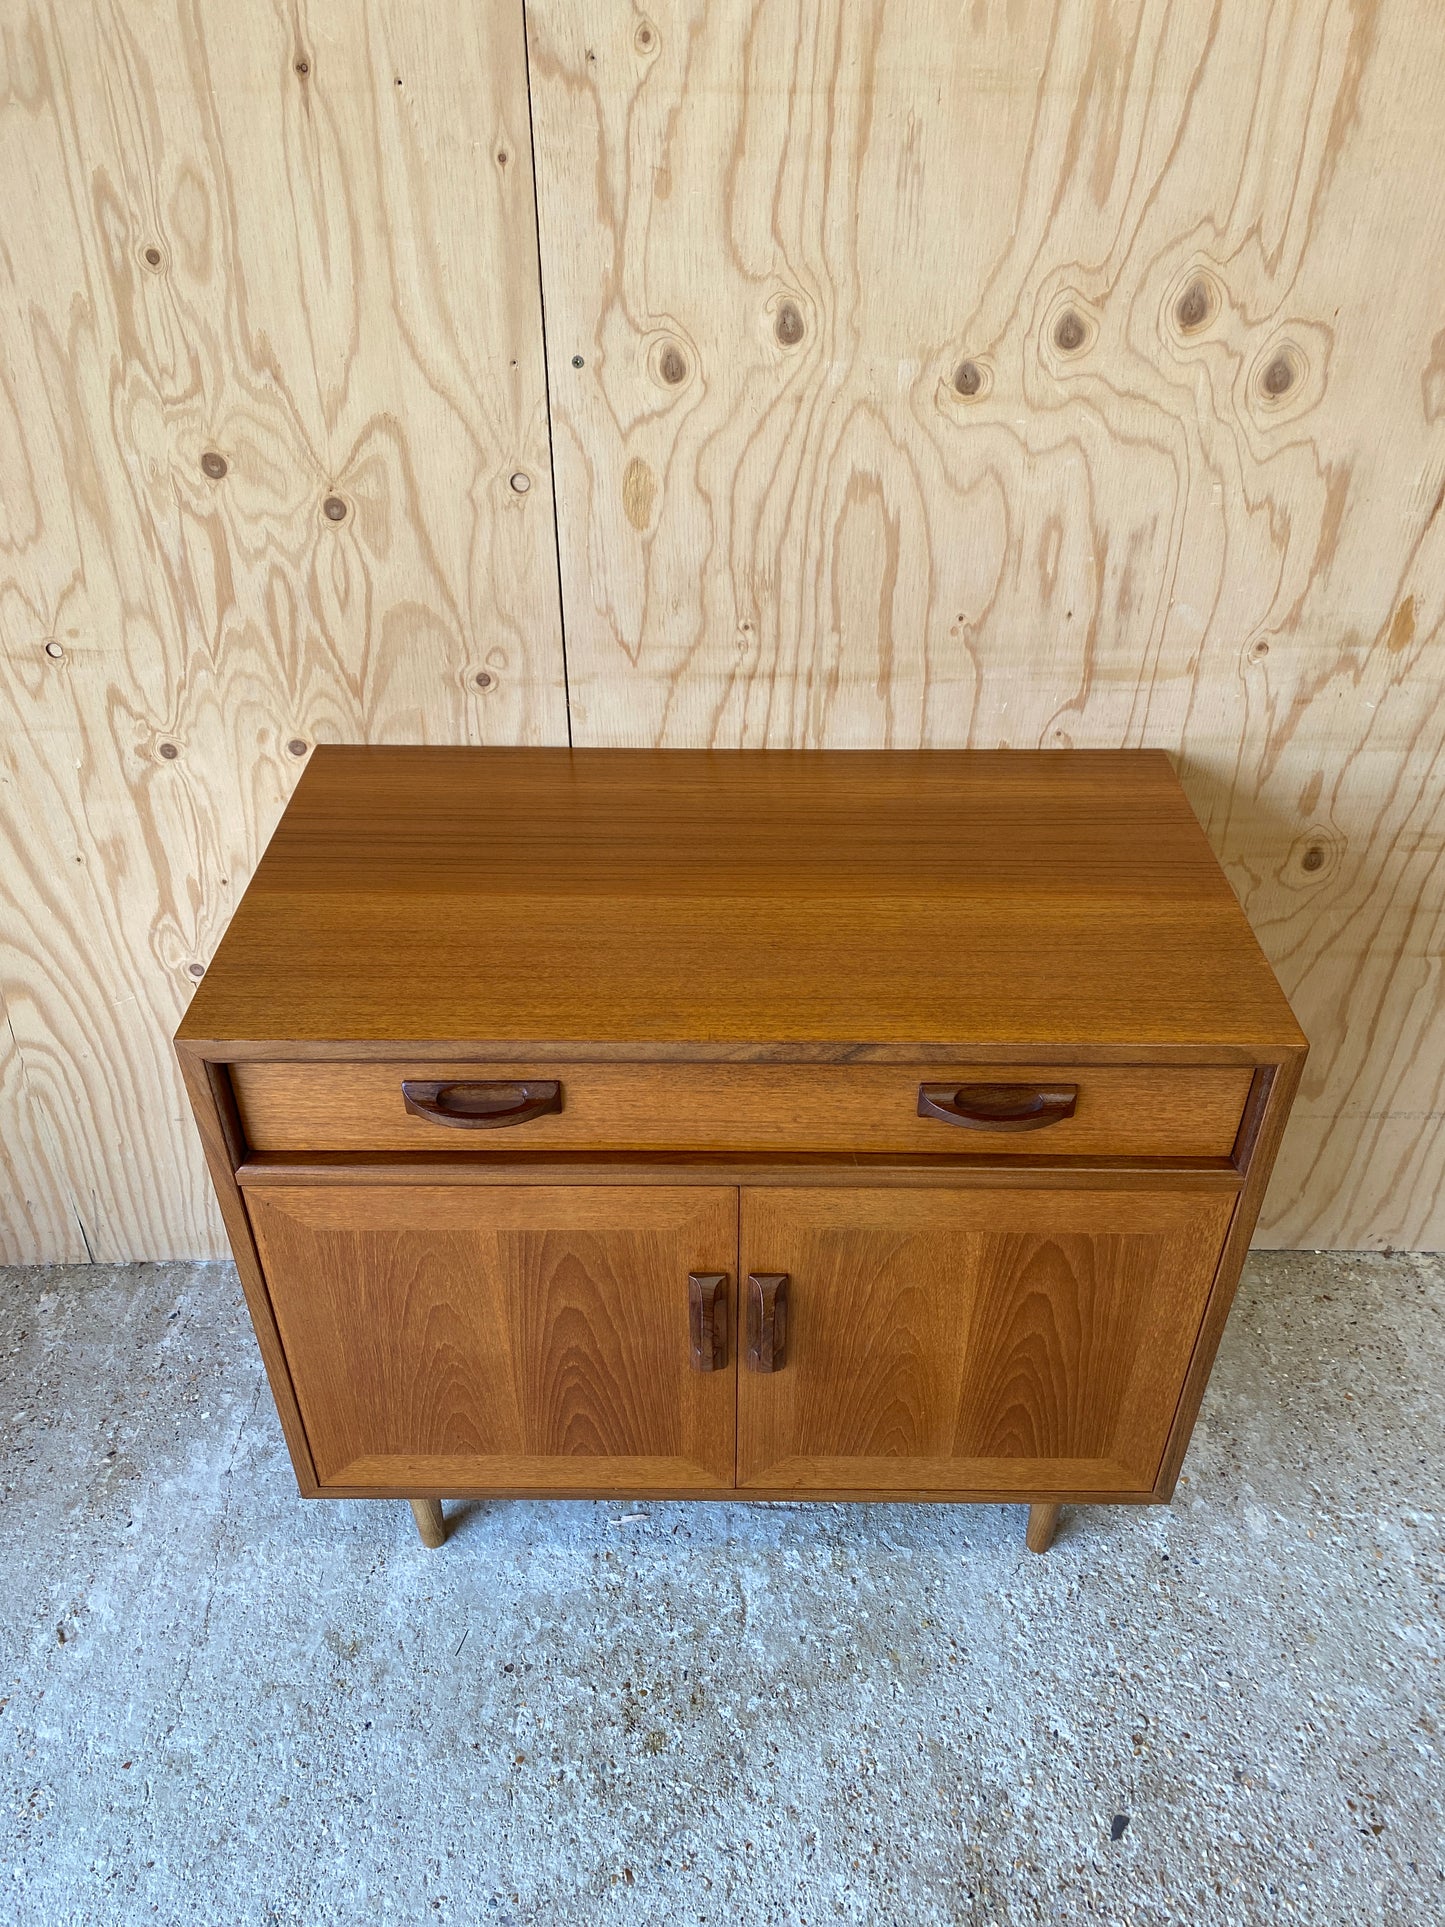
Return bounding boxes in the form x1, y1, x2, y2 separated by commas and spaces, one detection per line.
0, 0, 566, 1258
243, 1183, 737, 1491
526, 0, 1445, 1248
179, 747, 1303, 1054
5, 0, 1437, 1255
230, 1056, 1255, 1159
736, 1186, 1236, 1493
0, 986, 84, 1262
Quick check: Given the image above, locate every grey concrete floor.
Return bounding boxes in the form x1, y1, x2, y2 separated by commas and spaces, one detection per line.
0, 1253, 1441, 1927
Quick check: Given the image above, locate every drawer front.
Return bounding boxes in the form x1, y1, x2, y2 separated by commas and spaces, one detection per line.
231, 1060, 1253, 1158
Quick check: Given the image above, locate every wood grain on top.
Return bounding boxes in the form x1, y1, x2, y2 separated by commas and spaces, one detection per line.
178, 747, 1304, 1052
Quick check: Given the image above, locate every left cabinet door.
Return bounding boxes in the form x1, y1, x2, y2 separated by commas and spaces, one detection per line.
244, 1183, 738, 1493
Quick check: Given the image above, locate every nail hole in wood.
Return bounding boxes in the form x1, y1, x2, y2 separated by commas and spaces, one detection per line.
323, 495, 348, 521
201, 451, 228, 479
775, 301, 804, 347
1053, 310, 1087, 353
572, 354, 585, 368
954, 360, 982, 396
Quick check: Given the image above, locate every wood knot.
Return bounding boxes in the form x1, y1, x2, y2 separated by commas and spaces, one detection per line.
634, 20, 656, 51
143, 246, 162, 268
44, 641, 64, 660
1256, 339, 1307, 405
1053, 309, 1087, 353
158, 741, 179, 760
294, 58, 310, 77
187, 962, 205, 978
1301, 844, 1325, 872
287, 739, 308, 757
1175, 277, 1212, 332
658, 342, 688, 386
201, 451, 227, 479
954, 360, 982, 396
475, 671, 493, 689
508, 472, 531, 494
323, 494, 348, 520
775, 301, 804, 347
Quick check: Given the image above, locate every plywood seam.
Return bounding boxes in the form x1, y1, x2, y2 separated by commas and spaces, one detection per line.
520, 0, 573, 748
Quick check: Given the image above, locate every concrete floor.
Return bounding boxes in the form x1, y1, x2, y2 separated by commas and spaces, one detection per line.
0, 1254, 1440, 1926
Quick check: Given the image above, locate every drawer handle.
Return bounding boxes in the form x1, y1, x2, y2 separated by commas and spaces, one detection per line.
688, 1273, 729, 1372
746, 1272, 789, 1373
400, 1079, 562, 1129
917, 1082, 1077, 1131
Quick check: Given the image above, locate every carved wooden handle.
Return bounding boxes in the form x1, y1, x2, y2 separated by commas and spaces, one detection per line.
746, 1273, 789, 1372
400, 1079, 562, 1129
688, 1272, 728, 1372
916, 1083, 1077, 1132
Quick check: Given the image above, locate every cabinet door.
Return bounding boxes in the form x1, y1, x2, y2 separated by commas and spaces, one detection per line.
246, 1184, 737, 1492
738, 1186, 1235, 1496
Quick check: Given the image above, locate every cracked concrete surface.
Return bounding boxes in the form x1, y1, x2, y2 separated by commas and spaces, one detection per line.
1, 1252, 1441, 1925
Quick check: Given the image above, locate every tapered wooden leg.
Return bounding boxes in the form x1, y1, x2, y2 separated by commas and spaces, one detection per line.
408, 1498, 446, 1549
1026, 1502, 1062, 1554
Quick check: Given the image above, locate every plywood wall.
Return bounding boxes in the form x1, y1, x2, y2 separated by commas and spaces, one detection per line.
0, 0, 568, 1260
2, 0, 1442, 1258
527, 0, 1445, 1250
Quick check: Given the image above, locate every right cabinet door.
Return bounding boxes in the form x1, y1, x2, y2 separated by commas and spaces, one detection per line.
737, 1186, 1236, 1496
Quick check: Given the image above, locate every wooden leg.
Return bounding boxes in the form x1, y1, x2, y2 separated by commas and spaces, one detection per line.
1026, 1502, 1062, 1554
408, 1498, 446, 1549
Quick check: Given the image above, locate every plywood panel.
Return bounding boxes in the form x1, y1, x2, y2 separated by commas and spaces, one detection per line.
0, 1, 567, 1256
528, 0, 1445, 1249
0, 987, 84, 1264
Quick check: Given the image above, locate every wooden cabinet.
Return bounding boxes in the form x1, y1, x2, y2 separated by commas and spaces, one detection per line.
178, 748, 1305, 1551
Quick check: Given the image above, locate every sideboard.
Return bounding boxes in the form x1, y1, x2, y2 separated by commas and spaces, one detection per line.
177, 748, 1305, 1553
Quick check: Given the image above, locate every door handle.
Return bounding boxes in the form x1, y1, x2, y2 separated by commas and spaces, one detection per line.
917, 1082, 1077, 1131
400, 1079, 562, 1128
746, 1272, 789, 1372
688, 1272, 728, 1372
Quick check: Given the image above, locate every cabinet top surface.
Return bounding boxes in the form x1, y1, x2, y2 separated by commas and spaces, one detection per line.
178, 748, 1304, 1054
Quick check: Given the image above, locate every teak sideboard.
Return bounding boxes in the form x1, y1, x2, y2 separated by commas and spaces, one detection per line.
177, 748, 1305, 1555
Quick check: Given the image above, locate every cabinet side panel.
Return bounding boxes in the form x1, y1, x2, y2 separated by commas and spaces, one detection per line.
1155, 1054, 1306, 1495
176, 1050, 320, 1493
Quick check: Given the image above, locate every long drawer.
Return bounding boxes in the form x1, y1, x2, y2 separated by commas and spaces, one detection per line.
230, 1060, 1253, 1159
